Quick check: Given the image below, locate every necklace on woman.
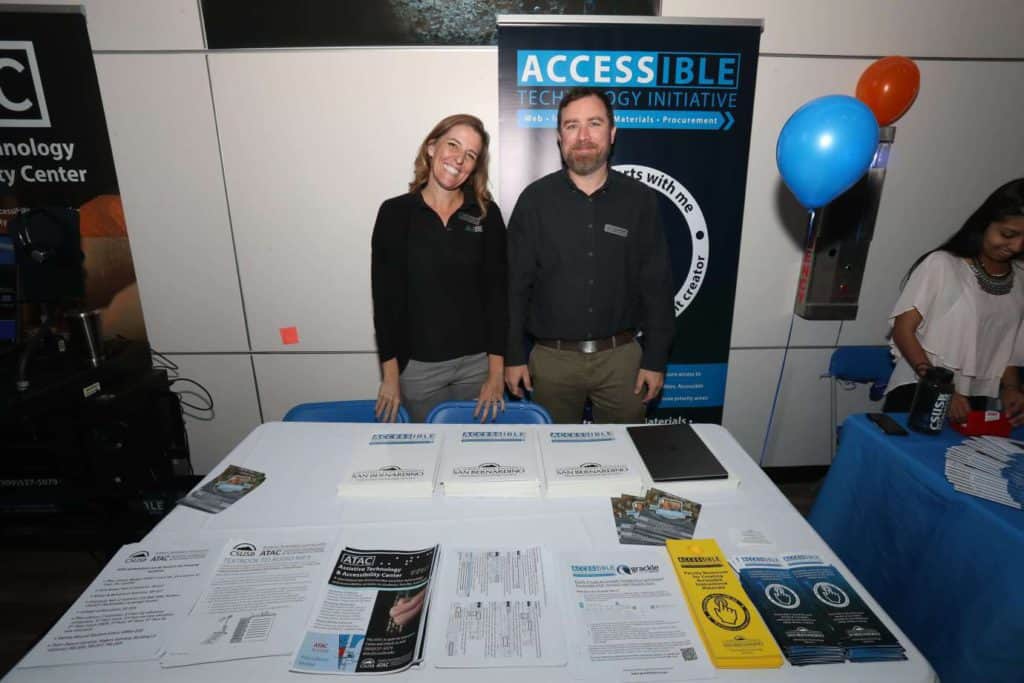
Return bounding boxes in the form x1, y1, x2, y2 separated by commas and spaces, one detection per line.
968, 257, 1014, 295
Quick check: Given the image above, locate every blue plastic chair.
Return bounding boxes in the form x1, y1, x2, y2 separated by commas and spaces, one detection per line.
827, 346, 895, 401
426, 400, 552, 424
825, 346, 894, 460
283, 400, 409, 423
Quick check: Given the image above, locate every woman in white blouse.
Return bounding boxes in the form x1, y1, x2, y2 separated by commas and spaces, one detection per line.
884, 178, 1024, 425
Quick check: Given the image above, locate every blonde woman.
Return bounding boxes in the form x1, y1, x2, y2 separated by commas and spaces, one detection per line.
371, 114, 507, 422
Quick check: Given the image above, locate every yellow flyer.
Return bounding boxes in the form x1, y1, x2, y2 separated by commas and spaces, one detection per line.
666, 538, 782, 669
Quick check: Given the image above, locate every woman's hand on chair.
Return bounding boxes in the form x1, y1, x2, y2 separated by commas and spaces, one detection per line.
375, 376, 402, 423
474, 372, 506, 423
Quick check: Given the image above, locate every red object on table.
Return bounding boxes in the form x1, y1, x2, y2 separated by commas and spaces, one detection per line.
949, 410, 1012, 437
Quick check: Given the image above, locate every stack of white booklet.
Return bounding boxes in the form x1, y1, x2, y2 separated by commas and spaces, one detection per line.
539, 426, 645, 497
438, 428, 542, 497
337, 429, 442, 498
944, 434, 1024, 509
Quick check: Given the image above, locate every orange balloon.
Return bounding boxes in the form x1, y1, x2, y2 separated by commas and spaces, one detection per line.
855, 56, 920, 126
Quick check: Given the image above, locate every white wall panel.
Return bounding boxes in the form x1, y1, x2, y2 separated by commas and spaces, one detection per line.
95, 54, 249, 352
662, 0, 1024, 59
164, 354, 262, 475
731, 56, 868, 348
839, 60, 1024, 346
12, 0, 204, 51
252, 353, 382, 422
209, 50, 499, 353
723, 347, 837, 467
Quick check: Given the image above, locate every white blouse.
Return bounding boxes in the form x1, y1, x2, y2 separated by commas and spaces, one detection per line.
887, 251, 1024, 398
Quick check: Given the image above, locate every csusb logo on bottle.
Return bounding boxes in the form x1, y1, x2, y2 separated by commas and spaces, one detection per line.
929, 392, 952, 431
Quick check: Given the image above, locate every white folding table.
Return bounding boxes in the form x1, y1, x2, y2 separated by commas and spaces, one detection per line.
4, 422, 937, 683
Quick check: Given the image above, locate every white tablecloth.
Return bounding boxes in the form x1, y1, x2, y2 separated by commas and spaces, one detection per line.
5, 422, 936, 683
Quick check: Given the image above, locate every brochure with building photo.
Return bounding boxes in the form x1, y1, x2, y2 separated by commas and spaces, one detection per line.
179, 465, 266, 513
337, 430, 442, 499
539, 426, 645, 497
291, 546, 439, 675
611, 488, 701, 546
437, 428, 542, 497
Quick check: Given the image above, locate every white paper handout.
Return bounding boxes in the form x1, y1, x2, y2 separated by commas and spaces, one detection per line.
428, 547, 567, 668
19, 539, 220, 668
539, 426, 645, 497
338, 430, 442, 498
161, 527, 339, 667
559, 549, 714, 682
438, 428, 542, 497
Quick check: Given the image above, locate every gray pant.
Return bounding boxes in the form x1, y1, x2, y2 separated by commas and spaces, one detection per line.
400, 352, 489, 422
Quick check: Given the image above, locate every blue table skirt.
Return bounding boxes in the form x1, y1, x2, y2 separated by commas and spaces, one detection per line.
809, 413, 1024, 683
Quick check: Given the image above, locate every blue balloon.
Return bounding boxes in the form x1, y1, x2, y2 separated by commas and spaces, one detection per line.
777, 95, 880, 210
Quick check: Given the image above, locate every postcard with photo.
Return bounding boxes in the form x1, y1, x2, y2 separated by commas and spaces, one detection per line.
179, 465, 267, 514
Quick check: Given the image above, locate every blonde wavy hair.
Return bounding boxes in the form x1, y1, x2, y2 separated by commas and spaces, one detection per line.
409, 114, 492, 219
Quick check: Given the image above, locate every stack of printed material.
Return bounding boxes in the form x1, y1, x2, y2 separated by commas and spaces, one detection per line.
539, 426, 644, 497
438, 428, 542, 497
944, 435, 1024, 509
782, 553, 906, 663
611, 488, 701, 545
337, 430, 442, 498
666, 538, 783, 669
731, 554, 846, 666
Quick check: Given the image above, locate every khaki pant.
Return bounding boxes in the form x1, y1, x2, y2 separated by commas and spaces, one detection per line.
528, 341, 646, 424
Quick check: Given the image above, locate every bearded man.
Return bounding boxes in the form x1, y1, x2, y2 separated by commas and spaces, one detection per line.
504, 87, 675, 424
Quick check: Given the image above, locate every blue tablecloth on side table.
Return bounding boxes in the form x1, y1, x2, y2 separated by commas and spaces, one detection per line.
809, 413, 1024, 683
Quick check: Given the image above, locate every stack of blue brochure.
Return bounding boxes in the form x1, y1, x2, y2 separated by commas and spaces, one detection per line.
731, 554, 844, 665
944, 435, 1024, 509
732, 553, 906, 664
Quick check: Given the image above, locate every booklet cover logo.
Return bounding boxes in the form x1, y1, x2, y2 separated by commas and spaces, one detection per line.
550, 430, 615, 442
352, 465, 425, 481
765, 583, 800, 609
555, 462, 630, 477
812, 582, 850, 608
702, 594, 751, 631
452, 462, 526, 477
369, 433, 435, 445
461, 431, 525, 442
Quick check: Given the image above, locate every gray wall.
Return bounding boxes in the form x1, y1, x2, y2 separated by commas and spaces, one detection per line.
19, 0, 1023, 471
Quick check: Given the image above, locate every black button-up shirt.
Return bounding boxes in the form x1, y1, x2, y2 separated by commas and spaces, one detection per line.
371, 191, 507, 371
506, 169, 675, 371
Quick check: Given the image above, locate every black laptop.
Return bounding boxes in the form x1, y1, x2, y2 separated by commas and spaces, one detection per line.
626, 424, 728, 482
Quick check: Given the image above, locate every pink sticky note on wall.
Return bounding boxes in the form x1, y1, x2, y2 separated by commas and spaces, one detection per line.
279, 326, 299, 345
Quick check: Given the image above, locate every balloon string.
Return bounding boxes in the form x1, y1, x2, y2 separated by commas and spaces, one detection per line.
805, 209, 816, 248
759, 207, 817, 466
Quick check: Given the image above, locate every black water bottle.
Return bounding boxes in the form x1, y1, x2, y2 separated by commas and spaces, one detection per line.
908, 367, 955, 434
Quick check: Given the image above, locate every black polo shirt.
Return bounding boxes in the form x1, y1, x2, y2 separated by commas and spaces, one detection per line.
371, 191, 507, 371
506, 169, 674, 371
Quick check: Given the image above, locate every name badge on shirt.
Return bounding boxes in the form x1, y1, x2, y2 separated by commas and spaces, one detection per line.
604, 223, 629, 238
457, 211, 484, 233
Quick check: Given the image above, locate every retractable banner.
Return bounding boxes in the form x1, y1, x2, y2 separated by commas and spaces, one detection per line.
0, 7, 146, 340
498, 17, 761, 423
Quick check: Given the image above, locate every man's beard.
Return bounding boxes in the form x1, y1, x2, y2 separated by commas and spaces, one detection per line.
564, 143, 609, 176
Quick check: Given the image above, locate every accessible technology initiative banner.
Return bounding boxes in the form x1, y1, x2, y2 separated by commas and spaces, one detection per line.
498, 16, 761, 423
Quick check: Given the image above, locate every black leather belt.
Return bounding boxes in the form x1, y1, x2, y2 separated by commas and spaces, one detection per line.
535, 330, 635, 354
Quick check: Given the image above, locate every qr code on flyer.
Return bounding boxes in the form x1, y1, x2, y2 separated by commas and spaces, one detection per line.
681, 647, 697, 661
